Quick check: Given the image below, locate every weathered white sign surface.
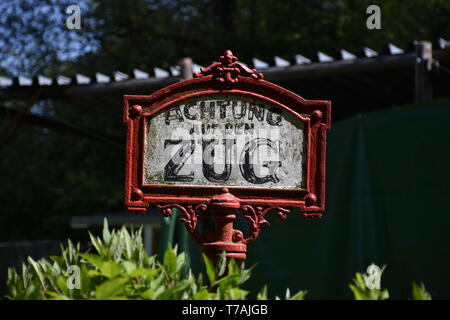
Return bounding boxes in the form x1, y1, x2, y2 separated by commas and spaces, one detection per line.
143, 95, 306, 189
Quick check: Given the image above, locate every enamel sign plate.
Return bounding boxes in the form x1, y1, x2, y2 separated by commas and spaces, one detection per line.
123, 51, 330, 215
143, 95, 306, 189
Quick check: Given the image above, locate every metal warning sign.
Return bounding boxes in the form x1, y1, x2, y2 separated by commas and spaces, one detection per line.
143, 95, 306, 189
123, 50, 330, 218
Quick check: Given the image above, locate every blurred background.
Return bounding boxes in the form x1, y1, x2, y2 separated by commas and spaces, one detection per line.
0, 0, 449, 299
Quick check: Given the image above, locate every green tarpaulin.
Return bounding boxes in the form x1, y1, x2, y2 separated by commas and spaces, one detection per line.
159, 97, 450, 299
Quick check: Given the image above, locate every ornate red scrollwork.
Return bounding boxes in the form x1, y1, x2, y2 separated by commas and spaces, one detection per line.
157, 203, 208, 244
156, 189, 293, 261
240, 205, 290, 245
193, 50, 264, 83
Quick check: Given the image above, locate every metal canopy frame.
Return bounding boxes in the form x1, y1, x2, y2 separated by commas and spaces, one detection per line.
0, 40, 449, 147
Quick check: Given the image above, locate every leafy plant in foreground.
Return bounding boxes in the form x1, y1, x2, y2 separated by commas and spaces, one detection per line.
5, 219, 431, 300
349, 265, 431, 300
5, 219, 304, 300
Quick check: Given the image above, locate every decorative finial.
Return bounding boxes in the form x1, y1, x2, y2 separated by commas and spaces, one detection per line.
194, 50, 264, 83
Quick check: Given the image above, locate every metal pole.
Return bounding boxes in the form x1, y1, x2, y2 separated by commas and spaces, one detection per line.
415, 41, 433, 103
180, 57, 193, 80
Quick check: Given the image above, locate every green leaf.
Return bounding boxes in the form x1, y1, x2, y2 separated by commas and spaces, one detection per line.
355, 272, 366, 288
257, 285, 268, 300
109, 234, 123, 261
285, 288, 291, 299
227, 258, 240, 276
27, 257, 46, 290
237, 268, 252, 286
99, 262, 123, 279
226, 288, 248, 300
216, 252, 227, 278
95, 278, 128, 300
288, 290, 307, 300
6, 268, 21, 299
197, 273, 203, 287
412, 282, 432, 300
164, 246, 177, 277
50, 255, 65, 269
80, 253, 105, 270
215, 274, 240, 291
146, 255, 156, 268
88, 232, 108, 257
66, 239, 79, 265
79, 264, 93, 297
151, 284, 166, 300
378, 289, 390, 300
55, 275, 69, 296
80, 254, 122, 279
141, 288, 155, 300
129, 268, 157, 279
24, 282, 40, 300
193, 288, 212, 300
349, 283, 371, 300
202, 254, 216, 285
47, 291, 70, 300
122, 261, 137, 274
150, 271, 165, 290
87, 270, 103, 277
176, 252, 187, 273
122, 228, 133, 260
157, 279, 192, 300
102, 218, 111, 244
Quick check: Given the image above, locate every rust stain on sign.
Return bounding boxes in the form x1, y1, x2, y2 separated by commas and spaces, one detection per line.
143, 94, 306, 189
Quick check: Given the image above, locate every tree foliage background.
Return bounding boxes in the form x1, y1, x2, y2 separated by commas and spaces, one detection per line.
0, 0, 449, 242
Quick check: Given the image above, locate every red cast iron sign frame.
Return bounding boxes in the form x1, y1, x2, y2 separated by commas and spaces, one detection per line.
123, 50, 331, 261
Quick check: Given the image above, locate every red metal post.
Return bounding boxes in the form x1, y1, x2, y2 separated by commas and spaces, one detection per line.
201, 188, 246, 262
